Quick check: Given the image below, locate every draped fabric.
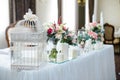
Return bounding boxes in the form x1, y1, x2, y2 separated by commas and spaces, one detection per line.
89, 0, 94, 22
0, 45, 116, 80
58, 0, 62, 22
58, 0, 62, 18
9, 0, 36, 23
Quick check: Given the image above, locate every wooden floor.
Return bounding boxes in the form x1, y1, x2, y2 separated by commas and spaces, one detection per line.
115, 54, 120, 80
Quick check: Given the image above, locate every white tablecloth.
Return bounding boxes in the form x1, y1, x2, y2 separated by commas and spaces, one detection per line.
0, 45, 116, 80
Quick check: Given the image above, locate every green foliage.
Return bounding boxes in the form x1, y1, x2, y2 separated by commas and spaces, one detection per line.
60, 30, 77, 46
92, 25, 101, 33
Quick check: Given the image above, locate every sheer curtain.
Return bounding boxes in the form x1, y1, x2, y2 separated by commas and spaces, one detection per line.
62, 0, 78, 31
36, 0, 58, 24
0, 0, 9, 32
0, 0, 9, 48
62, 0, 94, 31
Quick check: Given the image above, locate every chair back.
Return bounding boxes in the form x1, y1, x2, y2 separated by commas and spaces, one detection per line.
5, 22, 17, 47
104, 23, 115, 42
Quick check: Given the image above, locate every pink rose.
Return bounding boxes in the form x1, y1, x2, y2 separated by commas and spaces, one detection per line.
55, 27, 59, 32
90, 22, 97, 27
72, 39, 77, 43
63, 26, 68, 31
92, 34, 98, 39
47, 28, 53, 34
68, 33, 73, 37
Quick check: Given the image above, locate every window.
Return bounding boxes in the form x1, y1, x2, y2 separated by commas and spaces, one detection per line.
36, 0, 58, 24
0, 0, 9, 48
0, 0, 9, 32
62, 0, 78, 31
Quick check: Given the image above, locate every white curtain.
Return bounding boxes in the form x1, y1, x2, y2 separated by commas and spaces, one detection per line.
62, 0, 77, 31
0, 0, 9, 48
0, 0, 9, 32
36, 0, 58, 24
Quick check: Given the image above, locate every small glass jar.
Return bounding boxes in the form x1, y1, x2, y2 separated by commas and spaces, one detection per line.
49, 45, 58, 62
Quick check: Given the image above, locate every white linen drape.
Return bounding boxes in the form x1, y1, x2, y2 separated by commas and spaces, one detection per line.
62, 0, 77, 31
0, 45, 116, 80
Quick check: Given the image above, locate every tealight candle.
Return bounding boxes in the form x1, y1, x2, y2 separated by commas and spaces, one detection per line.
69, 46, 80, 59
57, 52, 64, 63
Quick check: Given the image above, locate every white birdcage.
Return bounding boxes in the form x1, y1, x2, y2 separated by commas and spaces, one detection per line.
9, 9, 46, 70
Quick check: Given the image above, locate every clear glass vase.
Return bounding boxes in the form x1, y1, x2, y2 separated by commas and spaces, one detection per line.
49, 45, 58, 62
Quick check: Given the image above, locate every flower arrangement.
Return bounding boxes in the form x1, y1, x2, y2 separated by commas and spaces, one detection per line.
78, 22, 103, 45
89, 22, 103, 42
46, 21, 64, 45
46, 20, 76, 45
89, 22, 101, 33
60, 30, 77, 45
45, 18, 77, 62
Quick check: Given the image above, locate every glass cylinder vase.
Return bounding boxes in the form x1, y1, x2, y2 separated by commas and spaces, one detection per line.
49, 44, 58, 62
